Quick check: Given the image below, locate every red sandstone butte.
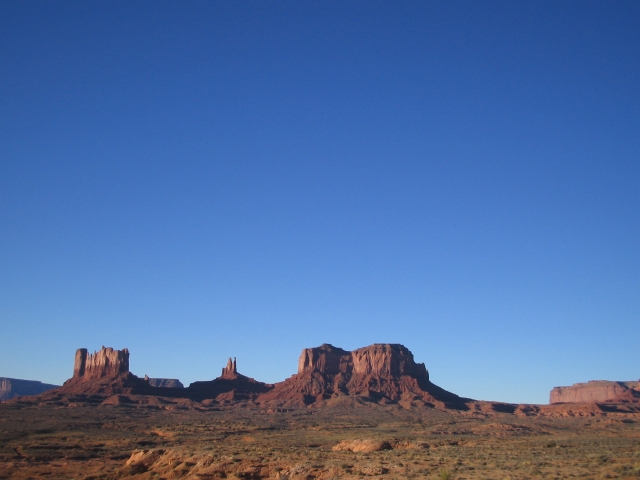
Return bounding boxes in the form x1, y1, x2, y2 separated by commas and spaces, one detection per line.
259, 343, 468, 408
550, 380, 640, 404
56, 346, 155, 397
73, 347, 130, 380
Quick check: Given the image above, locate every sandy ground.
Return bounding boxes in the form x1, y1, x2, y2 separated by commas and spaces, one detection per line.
1, 397, 640, 479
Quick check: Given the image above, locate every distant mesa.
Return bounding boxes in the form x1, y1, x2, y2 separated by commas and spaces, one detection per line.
550, 380, 640, 404
0, 377, 59, 401
144, 376, 184, 389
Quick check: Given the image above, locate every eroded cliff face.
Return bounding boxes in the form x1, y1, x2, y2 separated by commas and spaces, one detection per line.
56, 347, 143, 396
297, 344, 351, 376
296, 344, 429, 380
351, 344, 429, 380
550, 380, 640, 404
260, 343, 461, 407
73, 347, 130, 380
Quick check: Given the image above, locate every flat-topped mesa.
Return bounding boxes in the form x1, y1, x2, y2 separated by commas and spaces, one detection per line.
260, 343, 463, 407
221, 357, 238, 379
73, 347, 129, 380
144, 376, 184, 389
297, 343, 429, 380
550, 380, 640, 404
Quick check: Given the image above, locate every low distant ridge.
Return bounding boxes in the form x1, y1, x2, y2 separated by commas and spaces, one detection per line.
550, 380, 640, 404
0, 378, 59, 401
144, 376, 184, 388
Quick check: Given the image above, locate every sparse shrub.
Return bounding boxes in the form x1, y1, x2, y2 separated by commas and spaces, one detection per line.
546, 441, 557, 448
439, 469, 453, 480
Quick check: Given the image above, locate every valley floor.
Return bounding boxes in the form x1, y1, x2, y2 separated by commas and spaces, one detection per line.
1, 398, 640, 479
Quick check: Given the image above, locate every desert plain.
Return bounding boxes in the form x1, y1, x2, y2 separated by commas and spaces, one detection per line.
2, 397, 640, 479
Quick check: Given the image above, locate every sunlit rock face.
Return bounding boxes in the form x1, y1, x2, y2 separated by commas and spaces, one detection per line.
73, 347, 130, 380
351, 344, 429, 380
297, 343, 429, 381
220, 357, 238, 379
297, 344, 351, 375
550, 380, 640, 404
261, 343, 463, 407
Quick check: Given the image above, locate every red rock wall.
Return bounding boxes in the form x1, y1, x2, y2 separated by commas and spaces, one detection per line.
297, 343, 429, 381
351, 344, 428, 379
73, 347, 129, 380
297, 344, 351, 375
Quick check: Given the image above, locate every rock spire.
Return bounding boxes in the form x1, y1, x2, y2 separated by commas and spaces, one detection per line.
221, 357, 238, 379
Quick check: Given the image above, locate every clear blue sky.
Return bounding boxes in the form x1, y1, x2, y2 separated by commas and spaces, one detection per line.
1, 1, 638, 404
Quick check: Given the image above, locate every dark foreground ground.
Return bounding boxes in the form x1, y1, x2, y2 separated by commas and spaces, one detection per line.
1, 397, 640, 479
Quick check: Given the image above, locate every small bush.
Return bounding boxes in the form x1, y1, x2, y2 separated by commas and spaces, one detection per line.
439, 469, 453, 480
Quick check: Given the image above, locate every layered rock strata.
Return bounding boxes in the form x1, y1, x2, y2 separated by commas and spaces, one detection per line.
550, 380, 640, 404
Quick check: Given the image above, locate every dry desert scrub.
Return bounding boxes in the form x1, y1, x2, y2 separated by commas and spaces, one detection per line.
1, 399, 640, 479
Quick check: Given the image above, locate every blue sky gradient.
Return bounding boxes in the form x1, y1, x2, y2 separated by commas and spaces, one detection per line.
1, 1, 639, 404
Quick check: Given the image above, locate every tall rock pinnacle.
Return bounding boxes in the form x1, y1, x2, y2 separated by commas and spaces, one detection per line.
221, 357, 238, 379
